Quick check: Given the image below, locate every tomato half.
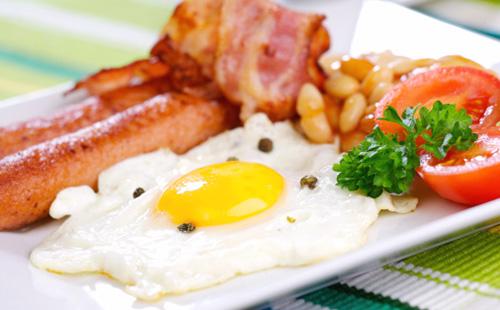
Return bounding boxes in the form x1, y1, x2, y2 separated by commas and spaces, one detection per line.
375, 66, 500, 205
418, 131, 500, 205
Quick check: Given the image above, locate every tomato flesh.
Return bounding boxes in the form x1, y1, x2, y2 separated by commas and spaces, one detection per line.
418, 132, 500, 205
375, 66, 500, 205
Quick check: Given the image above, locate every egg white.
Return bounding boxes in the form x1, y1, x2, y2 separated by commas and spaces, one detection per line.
31, 114, 415, 300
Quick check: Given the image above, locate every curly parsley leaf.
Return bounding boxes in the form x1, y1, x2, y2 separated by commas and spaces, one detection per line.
334, 101, 477, 197
380, 105, 419, 133
416, 101, 477, 159
333, 127, 419, 198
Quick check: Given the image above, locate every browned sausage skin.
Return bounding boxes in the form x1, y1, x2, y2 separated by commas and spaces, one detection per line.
0, 94, 239, 231
0, 78, 176, 159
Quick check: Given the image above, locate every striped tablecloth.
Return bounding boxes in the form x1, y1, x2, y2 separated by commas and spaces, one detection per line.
1, 1, 499, 309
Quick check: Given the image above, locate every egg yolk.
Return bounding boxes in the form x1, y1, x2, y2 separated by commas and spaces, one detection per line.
157, 162, 284, 226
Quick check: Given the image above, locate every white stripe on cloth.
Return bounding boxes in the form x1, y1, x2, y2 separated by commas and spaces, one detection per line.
0, 0, 157, 50
392, 262, 500, 297
341, 266, 500, 310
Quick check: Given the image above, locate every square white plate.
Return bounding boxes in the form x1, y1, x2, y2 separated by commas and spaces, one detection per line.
1, 1, 499, 309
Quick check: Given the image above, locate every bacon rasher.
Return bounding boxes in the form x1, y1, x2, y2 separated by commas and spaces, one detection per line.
162, 0, 330, 121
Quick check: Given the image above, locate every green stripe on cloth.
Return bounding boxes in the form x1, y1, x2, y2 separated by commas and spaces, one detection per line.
39, 0, 174, 31
0, 59, 67, 99
0, 48, 87, 79
0, 19, 146, 73
0, 16, 148, 98
400, 230, 500, 290
302, 284, 418, 310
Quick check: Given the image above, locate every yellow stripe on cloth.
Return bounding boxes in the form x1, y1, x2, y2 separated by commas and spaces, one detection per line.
0, 18, 146, 74
0, 60, 67, 99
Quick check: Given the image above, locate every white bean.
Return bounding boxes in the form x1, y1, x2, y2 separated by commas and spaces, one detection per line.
300, 113, 333, 143
369, 82, 393, 105
361, 66, 394, 96
325, 73, 360, 99
297, 83, 324, 117
340, 93, 367, 133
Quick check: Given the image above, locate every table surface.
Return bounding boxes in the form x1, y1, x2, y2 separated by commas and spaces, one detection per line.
0, 1, 499, 309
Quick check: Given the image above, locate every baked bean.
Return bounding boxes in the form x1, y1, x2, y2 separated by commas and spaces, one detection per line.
369, 82, 393, 105
363, 51, 397, 67
324, 73, 360, 99
389, 58, 434, 75
300, 113, 333, 143
339, 93, 367, 133
324, 95, 341, 131
319, 54, 342, 75
361, 66, 394, 96
297, 83, 324, 117
340, 56, 374, 81
438, 55, 483, 69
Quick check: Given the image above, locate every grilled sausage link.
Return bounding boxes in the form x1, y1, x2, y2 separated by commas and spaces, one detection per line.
0, 78, 173, 158
0, 93, 239, 230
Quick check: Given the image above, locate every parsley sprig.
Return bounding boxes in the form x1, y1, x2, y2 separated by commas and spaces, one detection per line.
333, 101, 477, 198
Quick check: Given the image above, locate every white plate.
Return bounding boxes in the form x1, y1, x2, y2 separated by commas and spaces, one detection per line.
1, 1, 500, 309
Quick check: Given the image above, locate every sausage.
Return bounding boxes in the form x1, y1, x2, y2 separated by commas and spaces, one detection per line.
0, 93, 239, 230
0, 97, 105, 159
0, 78, 174, 158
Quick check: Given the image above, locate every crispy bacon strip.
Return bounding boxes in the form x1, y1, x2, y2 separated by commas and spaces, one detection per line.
0, 94, 239, 230
162, 0, 330, 121
150, 36, 212, 90
161, 0, 222, 78
71, 58, 169, 96
74, 35, 213, 98
216, 0, 329, 120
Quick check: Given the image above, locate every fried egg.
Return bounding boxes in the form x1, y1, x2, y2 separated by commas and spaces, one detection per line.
30, 114, 415, 300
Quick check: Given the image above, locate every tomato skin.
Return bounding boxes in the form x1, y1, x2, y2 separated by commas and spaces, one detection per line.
417, 162, 500, 205
375, 66, 500, 205
418, 134, 500, 205
375, 66, 500, 135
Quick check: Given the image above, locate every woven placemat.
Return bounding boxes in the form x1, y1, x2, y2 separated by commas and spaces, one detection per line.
271, 226, 500, 309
